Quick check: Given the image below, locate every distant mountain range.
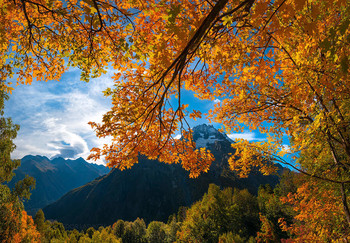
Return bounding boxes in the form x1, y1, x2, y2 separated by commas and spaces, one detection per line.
8, 155, 110, 214
43, 124, 286, 226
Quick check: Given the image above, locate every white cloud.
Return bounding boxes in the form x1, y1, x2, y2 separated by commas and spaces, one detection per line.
213, 98, 221, 104
5, 69, 115, 165
281, 144, 291, 153
174, 134, 182, 140
227, 132, 265, 141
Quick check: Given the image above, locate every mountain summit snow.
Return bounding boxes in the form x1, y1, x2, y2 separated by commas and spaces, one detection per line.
192, 124, 233, 148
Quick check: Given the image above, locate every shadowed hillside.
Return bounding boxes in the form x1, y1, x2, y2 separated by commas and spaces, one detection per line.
44, 125, 285, 226
8, 155, 109, 214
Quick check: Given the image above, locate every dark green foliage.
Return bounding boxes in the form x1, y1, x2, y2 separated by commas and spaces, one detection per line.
86, 227, 95, 238
232, 188, 260, 237
67, 229, 80, 242
146, 221, 167, 243
256, 171, 298, 241
176, 206, 187, 223
218, 232, 255, 243
113, 219, 125, 238
122, 218, 147, 243
273, 170, 299, 197
34, 209, 45, 232
0, 91, 20, 184
46, 221, 67, 240
131, 218, 147, 242
91, 227, 119, 242
34, 209, 77, 242
167, 217, 180, 243
13, 175, 35, 200
177, 184, 260, 242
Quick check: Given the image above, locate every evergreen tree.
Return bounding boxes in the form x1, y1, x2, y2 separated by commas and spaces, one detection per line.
113, 219, 125, 239
146, 221, 166, 243
34, 209, 45, 232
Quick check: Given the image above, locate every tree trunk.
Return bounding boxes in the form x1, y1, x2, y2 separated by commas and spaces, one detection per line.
341, 183, 350, 226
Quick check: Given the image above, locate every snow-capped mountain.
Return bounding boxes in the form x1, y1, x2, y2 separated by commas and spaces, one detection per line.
192, 124, 233, 148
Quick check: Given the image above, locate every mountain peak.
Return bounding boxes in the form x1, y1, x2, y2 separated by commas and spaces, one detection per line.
192, 124, 232, 148
10, 155, 111, 214
22, 155, 50, 161
193, 124, 216, 133
51, 157, 66, 164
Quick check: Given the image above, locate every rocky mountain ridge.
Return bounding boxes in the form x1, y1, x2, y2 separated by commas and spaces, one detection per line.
9, 155, 110, 214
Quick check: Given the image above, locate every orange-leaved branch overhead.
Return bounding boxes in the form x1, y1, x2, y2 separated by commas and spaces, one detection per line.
4, 0, 350, 232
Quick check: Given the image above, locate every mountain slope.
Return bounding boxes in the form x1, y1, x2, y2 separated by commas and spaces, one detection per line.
43, 124, 284, 226
9, 155, 109, 214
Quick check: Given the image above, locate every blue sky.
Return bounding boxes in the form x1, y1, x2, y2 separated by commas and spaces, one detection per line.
5, 68, 268, 165
5, 68, 114, 164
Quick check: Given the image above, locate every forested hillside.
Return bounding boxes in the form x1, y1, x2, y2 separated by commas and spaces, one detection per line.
34, 172, 300, 242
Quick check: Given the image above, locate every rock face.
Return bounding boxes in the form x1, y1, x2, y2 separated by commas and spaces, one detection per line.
43, 124, 283, 226
192, 124, 233, 148
9, 155, 109, 214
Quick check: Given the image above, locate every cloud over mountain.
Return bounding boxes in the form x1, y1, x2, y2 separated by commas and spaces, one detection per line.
5, 69, 114, 164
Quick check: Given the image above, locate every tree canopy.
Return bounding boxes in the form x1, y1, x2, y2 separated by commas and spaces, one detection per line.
2, 0, 350, 238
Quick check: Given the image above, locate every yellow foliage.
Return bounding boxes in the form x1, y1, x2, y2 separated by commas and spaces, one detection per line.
2, 203, 41, 243
280, 181, 350, 242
